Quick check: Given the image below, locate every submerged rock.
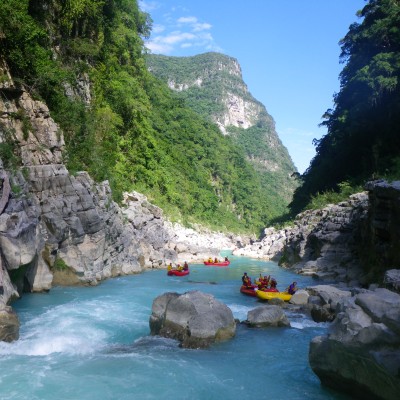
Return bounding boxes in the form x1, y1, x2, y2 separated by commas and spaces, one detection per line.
149, 290, 236, 349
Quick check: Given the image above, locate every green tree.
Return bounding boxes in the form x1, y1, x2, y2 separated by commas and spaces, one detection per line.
291, 0, 400, 214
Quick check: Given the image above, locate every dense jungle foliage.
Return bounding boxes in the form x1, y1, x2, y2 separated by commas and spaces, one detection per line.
0, 0, 292, 233
290, 0, 400, 214
146, 52, 298, 208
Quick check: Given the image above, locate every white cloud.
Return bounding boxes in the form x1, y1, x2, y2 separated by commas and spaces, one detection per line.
163, 32, 196, 44
145, 8, 220, 55
139, 0, 159, 13
193, 22, 212, 32
145, 41, 173, 54
152, 24, 165, 34
146, 32, 198, 54
177, 16, 198, 24
177, 16, 212, 32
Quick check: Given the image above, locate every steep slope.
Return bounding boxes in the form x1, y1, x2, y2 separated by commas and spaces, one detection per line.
0, 0, 291, 234
146, 52, 298, 205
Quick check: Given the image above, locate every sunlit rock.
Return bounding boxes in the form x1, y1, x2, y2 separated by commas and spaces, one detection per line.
149, 290, 236, 349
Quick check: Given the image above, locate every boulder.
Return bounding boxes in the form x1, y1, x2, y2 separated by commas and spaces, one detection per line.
0, 306, 20, 342
383, 269, 400, 293
310, 305, 335, 323
307, 285, 352, 311
309, 288, 400, 400
245, 305, 290, 327
289, 289, 309, 305
149, 290, 236, 349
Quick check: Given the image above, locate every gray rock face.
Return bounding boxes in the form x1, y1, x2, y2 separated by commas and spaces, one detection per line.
364, 181, 400, 277
306, 285, 352, 323
233, 193, 369, 286
0, 62, 148, 340
289, 289, 309, 305
0, 306, 19, 342
235, 181, 400, 290
309, 288, 400, 400
384, 269, 400, 293
246, 305, 290, 328
149, 290, 236, 348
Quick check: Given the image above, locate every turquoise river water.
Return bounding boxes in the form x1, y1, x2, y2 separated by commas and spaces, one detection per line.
0, 254, 351, 400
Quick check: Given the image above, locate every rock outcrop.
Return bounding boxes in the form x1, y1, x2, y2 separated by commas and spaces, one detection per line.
234, 182, 400, 288
0, 306, 19, 342
0, 83, 144, 297
309, 288, 400, 400
234, 192, 369, 285
362, 181, 400, 281
149, 290, 236, 349
122, 191, 237, 268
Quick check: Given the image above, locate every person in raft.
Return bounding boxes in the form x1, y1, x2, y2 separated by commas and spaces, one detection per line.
208, 257, 213, 263
214, 257, 219, 263
224, 256, 229, 261
183, 261, 189, 271
167, 262, 173, 271
270, 277, 277, 289
287, 281, 298, 294
241, 272, 252, 287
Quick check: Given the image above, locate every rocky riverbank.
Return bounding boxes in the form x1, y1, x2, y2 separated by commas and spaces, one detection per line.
234, 181, 400, 289
309, 283, 400, 400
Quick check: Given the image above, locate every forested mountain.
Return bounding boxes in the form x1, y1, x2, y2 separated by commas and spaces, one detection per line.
290, 0, 400, 214
0, 0, 295, 234
146, 52, 298, 206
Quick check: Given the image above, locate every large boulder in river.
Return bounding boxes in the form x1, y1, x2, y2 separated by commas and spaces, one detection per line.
245, 305, 290, 328
149, 290, 236, 349
309, 288, 400, 400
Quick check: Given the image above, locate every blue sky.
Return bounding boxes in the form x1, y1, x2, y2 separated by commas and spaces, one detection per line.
139, 0, 366, 173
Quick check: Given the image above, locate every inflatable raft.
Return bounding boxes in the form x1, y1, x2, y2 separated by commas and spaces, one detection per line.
255, 290, 292, 302
203, 260, 230, 267
167, 269, 189, 276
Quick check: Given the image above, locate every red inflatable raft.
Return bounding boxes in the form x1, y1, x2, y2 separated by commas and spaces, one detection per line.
167, 269, 189, 276
240, 284, 258, 296
203, 260, 230, 267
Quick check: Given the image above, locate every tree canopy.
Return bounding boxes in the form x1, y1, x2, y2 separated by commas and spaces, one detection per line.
290, 0, 400, 214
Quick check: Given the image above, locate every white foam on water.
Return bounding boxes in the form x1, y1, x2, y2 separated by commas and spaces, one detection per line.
0, 300, 119, 356
227, 303, 253, 321
290, 318, 330, 330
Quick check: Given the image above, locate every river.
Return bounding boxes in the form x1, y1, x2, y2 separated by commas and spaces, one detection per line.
0, 254, 350, 400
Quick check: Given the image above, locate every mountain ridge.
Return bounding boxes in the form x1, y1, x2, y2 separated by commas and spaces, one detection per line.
146, 52, 298, 203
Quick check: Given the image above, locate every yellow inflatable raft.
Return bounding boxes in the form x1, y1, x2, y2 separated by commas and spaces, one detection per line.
255, 290, 292, 302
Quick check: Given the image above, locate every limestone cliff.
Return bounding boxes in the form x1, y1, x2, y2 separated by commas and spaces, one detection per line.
0, 62, 144, 295
234, 180, 400, 288
148, 53, 261, 133
0, 60, 238, 341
